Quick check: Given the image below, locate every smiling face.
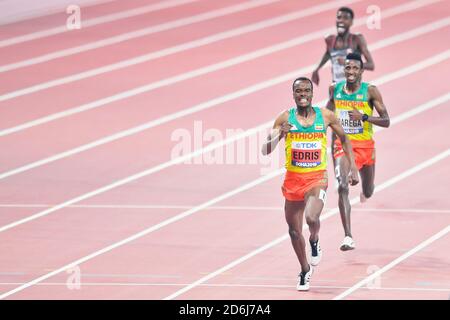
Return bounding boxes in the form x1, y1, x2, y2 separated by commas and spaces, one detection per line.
336, 10, 353, 35
344, 59, 363, 84
293, 80, 313, 108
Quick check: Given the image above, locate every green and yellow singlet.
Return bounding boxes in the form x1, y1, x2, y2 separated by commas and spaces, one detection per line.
285, 106, 327, 174
334, 81, 374, 143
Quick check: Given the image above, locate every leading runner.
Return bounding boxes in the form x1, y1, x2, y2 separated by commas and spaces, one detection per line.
262, 77, 359, 291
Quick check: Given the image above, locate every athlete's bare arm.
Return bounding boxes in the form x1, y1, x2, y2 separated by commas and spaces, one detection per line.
326, 83, 336, 112
348, 85, 390, 127
311, 51, 330, 85
261, 111, 291, 155
312, 36, 333, 85
356, 34, 375, 71
323, 109, 359, 185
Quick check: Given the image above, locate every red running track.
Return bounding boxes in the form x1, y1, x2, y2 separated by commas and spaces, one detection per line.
0, 0, 449, 300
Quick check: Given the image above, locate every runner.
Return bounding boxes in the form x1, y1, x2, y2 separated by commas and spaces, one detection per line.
262, 77, 359, 291
312, 6, 375, 86
327, 53, 390, 251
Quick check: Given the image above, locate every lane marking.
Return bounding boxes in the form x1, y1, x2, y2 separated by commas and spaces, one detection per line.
163, 149, 450, 300
0, 61, 449, 233
0, 149, 448, 299
1, 48, 449, 185
0, 204, 449, 214
333, 224, 450, 300
0, 169, 284, 299
0, 0, 281, 73
0, 0, 440, 127
0, 282, 448, 292
0, 0, 362, 102
0, 0, 202, 48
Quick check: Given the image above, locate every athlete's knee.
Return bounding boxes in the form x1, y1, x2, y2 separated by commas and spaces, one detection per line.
305, 214, 319, 227
338, 181, 349, 195
288, 227, 301, 241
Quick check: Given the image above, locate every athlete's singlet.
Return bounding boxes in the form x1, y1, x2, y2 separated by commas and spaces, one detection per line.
328, 35, 356, 83
334, 81, 374, 145
285, 107, 327, 173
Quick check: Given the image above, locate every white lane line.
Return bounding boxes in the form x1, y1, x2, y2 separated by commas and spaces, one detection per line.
0, 150, 448, 299
0, 282, 448, 292
0, 0, 280, 73
333, 225, 450, 300
0, 0, 438, 126
0, 0, 201, 48
346, 209, 450, 214
0, 41, 448, 186
0, 57, 449, 233
0, 272, 181, 279
0, 0, 440, 136
163, 149, 450, 300
0, 0, 364, 102
0, 122, 273, 234
0, 168, 285, 299
1, 204, 450, 214
0, 151, 448, 299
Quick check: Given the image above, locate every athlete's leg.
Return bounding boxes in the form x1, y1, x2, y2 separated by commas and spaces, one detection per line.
304, 186, 327, 242
331, 135, 338, 191
359, 163, 375, 199
335, 155, 352, 237
284, 200, 309, 273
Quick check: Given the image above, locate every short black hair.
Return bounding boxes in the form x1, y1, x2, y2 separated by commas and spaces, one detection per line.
292, 77, 313, 91
346, 52, 364, 68
338, 7, 354, 19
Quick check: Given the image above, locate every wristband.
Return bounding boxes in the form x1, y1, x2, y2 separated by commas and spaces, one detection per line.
362, 114, 369, 122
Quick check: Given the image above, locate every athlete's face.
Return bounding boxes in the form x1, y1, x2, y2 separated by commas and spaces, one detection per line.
293, 80, 313, 108
344, 59, 363, 83
336, 11, 353, 34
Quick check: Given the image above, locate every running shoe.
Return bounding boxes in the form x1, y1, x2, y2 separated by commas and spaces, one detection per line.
309, 239, 322, 266
296, 265, 314, 291
340, 236, 356, 251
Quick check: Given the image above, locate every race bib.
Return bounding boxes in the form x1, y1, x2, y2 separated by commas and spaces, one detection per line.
291, 141, 322, 168
339, 110, 363, 134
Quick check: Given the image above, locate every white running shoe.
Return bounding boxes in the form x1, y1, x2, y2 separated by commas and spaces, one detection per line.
309, 239, 322, 266
340, 236, 356, 251
296, 265, 314, 291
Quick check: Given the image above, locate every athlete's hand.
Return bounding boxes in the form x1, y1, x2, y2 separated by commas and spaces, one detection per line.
348, 166, 359, 186
279, 122, 293, 138
348, 106, 363, 121
312, 70, 320, 85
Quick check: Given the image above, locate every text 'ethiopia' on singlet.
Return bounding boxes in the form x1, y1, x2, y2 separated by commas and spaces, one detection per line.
285, 106, 327, 173
334, 81, 373, 142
